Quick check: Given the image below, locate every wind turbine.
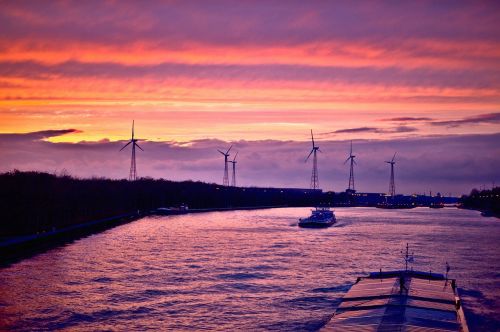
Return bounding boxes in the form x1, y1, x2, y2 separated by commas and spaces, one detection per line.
120, 120, 144, 181
229, 152, 238, 187
385, 152, 396, 197
305, 129, 320, 189
218, 145, 232, 186
344, 141, 357, 192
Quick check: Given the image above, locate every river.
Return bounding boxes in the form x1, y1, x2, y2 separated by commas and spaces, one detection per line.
0, 207, 499, 331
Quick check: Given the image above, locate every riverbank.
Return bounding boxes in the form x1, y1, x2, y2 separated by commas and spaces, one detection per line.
153, 205, 287, 215
0, 171, 323, 238
459, 186, 500, 218
0, 212, 145, 265
458, 206, 500, 218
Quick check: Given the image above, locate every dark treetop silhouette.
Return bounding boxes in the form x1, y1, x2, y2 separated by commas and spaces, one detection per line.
0, 171, 323, 237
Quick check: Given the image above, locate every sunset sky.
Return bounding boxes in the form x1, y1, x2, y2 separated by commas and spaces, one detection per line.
1, 1, 499, 194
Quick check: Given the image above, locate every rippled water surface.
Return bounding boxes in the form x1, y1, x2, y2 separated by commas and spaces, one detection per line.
1, 207, 499, 331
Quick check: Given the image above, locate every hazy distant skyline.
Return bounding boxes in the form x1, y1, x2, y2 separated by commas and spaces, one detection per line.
0, 1, 499, 193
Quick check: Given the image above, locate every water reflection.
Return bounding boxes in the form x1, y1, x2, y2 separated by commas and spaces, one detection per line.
0, 207, 498, 331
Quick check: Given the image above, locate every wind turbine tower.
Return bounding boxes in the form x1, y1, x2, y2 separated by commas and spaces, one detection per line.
120, 120, 144, 181
229, 152, 238, 187
385, 153, 396, 197
218, 145, 232, 186
305, 130, 320, 189
344, 141, 357, 192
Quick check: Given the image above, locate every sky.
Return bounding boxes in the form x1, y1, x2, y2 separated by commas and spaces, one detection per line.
0, 1, 499, 194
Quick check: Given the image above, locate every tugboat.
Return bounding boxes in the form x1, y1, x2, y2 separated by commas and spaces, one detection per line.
322, 244, 469, 331
298, 207, 336, 228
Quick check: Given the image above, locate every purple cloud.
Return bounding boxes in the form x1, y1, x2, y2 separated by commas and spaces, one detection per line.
388, 126, 419, 133
1, 60, 499, 90
431, 112, 500, 127
1, 130, 498, 195
1, 1, 499, 47
0, 129, 80, 142
332, 127, 379, 134
329, 126, 418, 134
381, 117, 433, 122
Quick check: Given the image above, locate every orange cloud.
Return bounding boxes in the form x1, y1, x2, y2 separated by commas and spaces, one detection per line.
1, 1, 499, 144
1, 39, 499, 71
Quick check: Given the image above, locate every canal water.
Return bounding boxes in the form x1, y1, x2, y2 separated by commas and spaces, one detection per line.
1, 207, 499, 331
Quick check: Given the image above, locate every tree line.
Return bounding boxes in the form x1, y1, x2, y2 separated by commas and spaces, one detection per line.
460, 187, 500, 217
0, 171, 325, 237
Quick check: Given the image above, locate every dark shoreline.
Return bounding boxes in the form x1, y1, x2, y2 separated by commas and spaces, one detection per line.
0, 205, 285, 266
0, 171, 325, 238
458, 206, 500, 218
0, 212, 142, 266
459, 187, 499, 218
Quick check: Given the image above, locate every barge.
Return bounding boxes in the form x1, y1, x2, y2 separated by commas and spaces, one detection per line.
322, 245, 469, 331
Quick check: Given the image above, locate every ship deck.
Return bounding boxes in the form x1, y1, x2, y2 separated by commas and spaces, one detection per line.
322, 270, 468, 332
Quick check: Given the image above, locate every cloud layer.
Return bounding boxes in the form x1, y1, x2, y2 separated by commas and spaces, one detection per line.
0, 1, 499, 142
431, 112, 500, 127
0, 1, 498, 192
1, 130, 498, 196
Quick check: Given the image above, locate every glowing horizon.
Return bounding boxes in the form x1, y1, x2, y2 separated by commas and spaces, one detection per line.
1, 1, 499, 143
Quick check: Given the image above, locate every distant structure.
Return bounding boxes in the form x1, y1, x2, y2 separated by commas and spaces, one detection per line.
385, 152, 396, 197
344, 141, 357, 192
305, 130, 320, 189
229, 152, 238, 187
120, 120, 144, 181
218, 145, 232, 186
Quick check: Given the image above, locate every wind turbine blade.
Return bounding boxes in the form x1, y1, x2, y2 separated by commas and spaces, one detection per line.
217, 149, 225, 155
350, 140, 353, 155
310, 129, 315, 147
132, 120, 135, 140
135, 142, 144, 151
226, 145, 233, 154
119, 140, 132, 151
353, 159, 357, 165
233, 151, 238, 161
392, 152, 396, 162
305, 149, 313, 162
317, 148, 322, 153
344, 157, 350, 164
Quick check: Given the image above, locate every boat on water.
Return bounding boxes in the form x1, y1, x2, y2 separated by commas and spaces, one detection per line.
298, 207, 336, 228
430, 202, 445, 209
376, 202, 416, 209
322, 245, 469, 332
376, 195, 416, 209
480, 210, 494, 217
155, 204, 189, 215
